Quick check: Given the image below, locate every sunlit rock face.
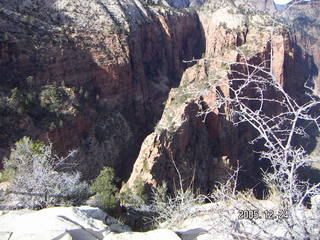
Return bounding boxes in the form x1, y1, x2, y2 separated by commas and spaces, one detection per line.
122, 1, 294, 197
234, 0, 276, 13
282, 0, 320, 97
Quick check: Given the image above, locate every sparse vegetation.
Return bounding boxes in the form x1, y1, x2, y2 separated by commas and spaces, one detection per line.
2, 137, 89, 209
40, 84, 77, 116
150, 181, 205, 226
119, 177, 149, 207
89, 166, 119, 214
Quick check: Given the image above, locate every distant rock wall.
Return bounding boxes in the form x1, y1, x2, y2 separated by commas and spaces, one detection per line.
283, 1, 320, 97
233, 0, 276, 13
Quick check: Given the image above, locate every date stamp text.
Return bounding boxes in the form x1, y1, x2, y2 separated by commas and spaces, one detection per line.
238, 209, 289, 220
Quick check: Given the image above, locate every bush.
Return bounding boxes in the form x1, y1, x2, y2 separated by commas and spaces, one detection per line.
39, 85, 77, 115
150, 182, 205, 226
2, 136, 89, 209
118, 180, 148, 208
90, 167, 119, 214
0, 168, 15, 182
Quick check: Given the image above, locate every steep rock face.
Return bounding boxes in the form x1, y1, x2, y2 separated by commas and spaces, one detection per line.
166, 0, 205, 8
123, 4, 292, 195
124, 0, 320, 197
283, 1, 320, 97
280, 0, 320, 157
0, 0, 205, 178
123, 98, 215, 194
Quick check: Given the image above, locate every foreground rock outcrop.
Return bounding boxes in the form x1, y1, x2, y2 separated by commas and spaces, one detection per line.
1, 196, 319, 240
107, 229, 181, 240
161, 196, 320, 240
0, 206, 130, 240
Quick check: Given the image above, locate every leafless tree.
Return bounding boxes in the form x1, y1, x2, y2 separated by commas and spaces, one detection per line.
192, 39, 320, 238
175, 1, 320, 237
3, 137, 88, 209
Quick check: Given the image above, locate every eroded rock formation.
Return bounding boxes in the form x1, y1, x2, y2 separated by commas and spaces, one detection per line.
0, 0, 204, 179
123, 1, 294, 196
283, 0, 320, 97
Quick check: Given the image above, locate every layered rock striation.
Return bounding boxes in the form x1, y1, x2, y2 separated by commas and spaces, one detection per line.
123, 0, 320, 197
0, 0, 204, 178
283, 0, 320, 97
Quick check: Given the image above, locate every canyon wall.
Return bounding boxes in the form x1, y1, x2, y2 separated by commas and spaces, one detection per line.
123, 1, 292, 196
123, 0, 320, 197
0, 0, 204, 179
283, 0, 320, 97
281, 0, 320, 156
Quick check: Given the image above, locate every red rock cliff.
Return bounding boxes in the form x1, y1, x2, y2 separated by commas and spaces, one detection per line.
123, 2, 298, 196
0, 0, 204, 179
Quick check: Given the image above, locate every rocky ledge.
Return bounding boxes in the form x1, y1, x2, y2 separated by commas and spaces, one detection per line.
1, 196, 319, 240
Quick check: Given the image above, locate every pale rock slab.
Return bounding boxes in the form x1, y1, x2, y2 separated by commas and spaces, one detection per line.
0, 206, 129, 240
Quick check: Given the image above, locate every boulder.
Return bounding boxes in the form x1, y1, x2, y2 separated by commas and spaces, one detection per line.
0, 232, 12, 240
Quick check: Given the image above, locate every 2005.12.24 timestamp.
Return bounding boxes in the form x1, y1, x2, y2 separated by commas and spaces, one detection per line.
238, 209, 289, 220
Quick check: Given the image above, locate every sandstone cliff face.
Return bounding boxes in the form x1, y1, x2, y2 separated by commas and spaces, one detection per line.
199, 0, 276, 13
283, 1, 320, 97
280, 0, 320, 157
124, 0, 320, 197
0, 0, 204, 178
123, 97, 215, 195
123, 3, 293, 195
